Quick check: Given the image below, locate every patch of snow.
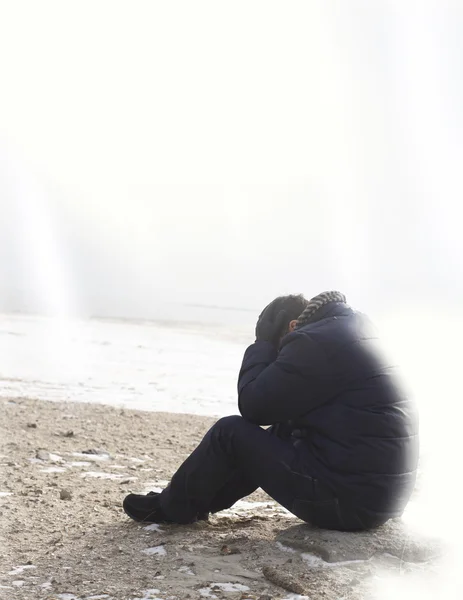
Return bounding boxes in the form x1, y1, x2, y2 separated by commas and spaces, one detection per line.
130, 457, 145, 463
139, 484, 163, 494
131, 589, 161, 600
276, 541, 297, 553
40, 581, 52, 588
282, 596, 310, 600
72, 452, 109, 461
142, 545, 167, 556
8, 565, 36, 576
217, 499, 296, 519
49, 452, 64, 462
39, 466, 67, 473
178, 565, 195, 575
0, 491, 12, 497
199, 589, 217, 598
57, 595, 79, 600
301, 553, 332, 568
214, 583, 249, 592
68, 461, 91, 467
200, 583, 250, 596
81, 471, 125, 480
108, 464, 126, 469
12, 580, 25, 587
302, 552, 369, 568
233, 500, 272, 510
86, 595, 111, 599
143, 523, 162, 532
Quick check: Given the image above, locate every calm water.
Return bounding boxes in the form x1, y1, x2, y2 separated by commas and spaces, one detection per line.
0, 313, 249, 416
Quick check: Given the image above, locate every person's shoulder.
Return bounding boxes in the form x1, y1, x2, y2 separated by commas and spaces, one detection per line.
293, 309, 379, 353
279, 328, 323, 356
278, 329, 330, 373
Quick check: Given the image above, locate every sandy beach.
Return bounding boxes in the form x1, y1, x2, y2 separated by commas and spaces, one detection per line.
0, 397, 446, 600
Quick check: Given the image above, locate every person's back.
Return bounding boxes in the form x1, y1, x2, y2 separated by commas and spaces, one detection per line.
286, 303, 419, 526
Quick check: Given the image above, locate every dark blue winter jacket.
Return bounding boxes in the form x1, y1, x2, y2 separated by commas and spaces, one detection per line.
238, 302, 419, 522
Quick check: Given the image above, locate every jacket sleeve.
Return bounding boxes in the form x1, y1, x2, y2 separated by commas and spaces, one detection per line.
237, 332, 328, 425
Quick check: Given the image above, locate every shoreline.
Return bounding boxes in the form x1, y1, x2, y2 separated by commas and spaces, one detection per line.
0, 397, 446, 600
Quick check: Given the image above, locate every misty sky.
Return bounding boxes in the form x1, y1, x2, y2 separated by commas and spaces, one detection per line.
1, 1, 462, 322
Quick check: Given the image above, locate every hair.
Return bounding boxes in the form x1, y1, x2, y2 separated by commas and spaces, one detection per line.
264, 294, 310, 323
295, 290, 346, 328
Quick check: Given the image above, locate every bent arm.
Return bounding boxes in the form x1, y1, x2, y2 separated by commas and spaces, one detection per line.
237, 333, 327, 425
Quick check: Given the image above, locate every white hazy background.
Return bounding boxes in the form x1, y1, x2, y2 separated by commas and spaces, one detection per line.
1, 0, 462, 320
1, 1, 462, 597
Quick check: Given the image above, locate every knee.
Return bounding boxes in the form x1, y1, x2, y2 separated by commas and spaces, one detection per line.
212, 415, 245, 433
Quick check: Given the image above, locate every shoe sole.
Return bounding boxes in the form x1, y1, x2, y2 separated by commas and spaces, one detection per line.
123, 502, 207, 525
123, 503, 161, 523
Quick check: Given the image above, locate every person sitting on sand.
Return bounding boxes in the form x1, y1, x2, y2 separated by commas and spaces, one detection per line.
123, 291, 419, 531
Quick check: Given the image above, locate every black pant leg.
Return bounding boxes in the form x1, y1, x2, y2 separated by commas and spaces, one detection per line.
206, 423, 288, 514
206, 470, 257, 514
159, 415, 342, 527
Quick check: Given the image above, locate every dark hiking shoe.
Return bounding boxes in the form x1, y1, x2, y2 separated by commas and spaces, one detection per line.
123, 491, 210, 524
123, 492, 172, 524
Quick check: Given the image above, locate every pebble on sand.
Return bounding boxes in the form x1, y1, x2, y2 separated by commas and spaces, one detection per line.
36, 449, 50, 461
60, 488, 72, 500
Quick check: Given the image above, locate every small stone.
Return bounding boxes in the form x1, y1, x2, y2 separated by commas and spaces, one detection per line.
60, 489, 72, 501
36, 449, 50, 461
262, 565, 306, 595
27, 423, 37, 428
220, 545, 241, 555
63, 430, 74, 437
